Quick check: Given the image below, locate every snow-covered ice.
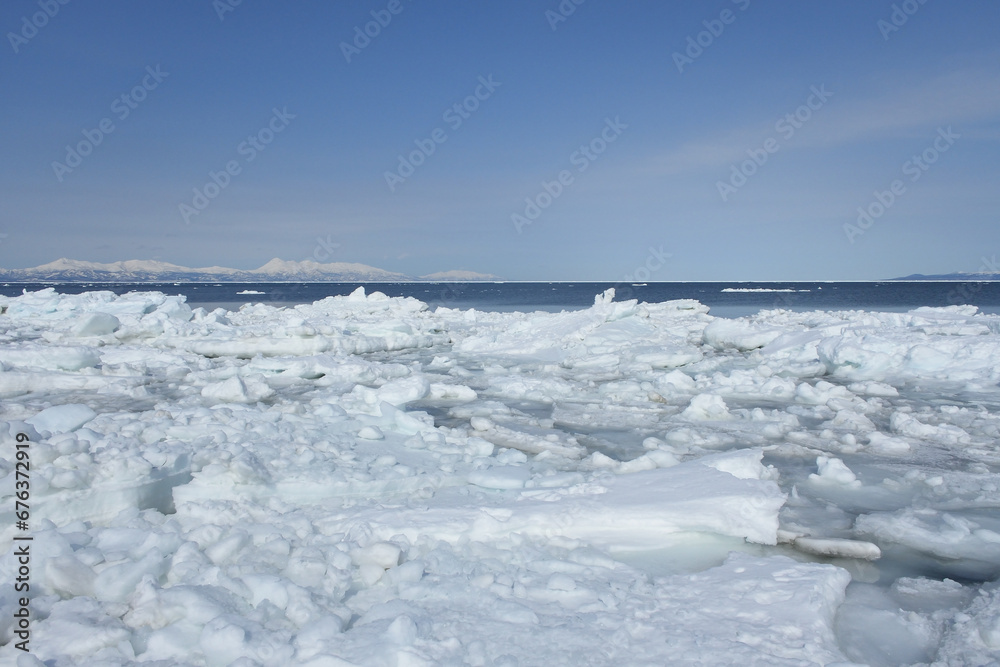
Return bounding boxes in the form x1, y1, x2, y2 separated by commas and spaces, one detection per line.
2, 286, 1000, 665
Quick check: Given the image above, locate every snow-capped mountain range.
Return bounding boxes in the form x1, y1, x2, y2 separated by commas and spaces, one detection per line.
893, 272, 1000, 281
0, 259, 502, 282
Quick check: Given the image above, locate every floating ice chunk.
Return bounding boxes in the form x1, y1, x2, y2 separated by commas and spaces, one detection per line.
910, 304, 981, 318
866, 431, 911, 454
491, 600, 539, 625
644, 449, 680, 468
0, 455, 190, 534
44, 555, 97, 598
376, 401, 435, 436
205, 530, 250, 564
642, 436, 664, 450
293, 616, 348, 661
16, 653, 46, 667
587, 451, 619, 469
427, 382, 477, 402
562, 352, 620, 371
793, 536, 881, 560
495, 448, 527, 465
470, 416, 493, 431
547, 573, 576, 591
358, 426, 384, 440
155, 296, 193, 321
847, 381, 899, 397
453, 295, 652, 361
385, 614, 418, 646
836, 582, 940, 665
487, 375, 575, 402
890, 411, 970, 445
171, 336, 331, 359
817, 336, 896, 381
0, 345, 101, 371
384, 450, 784, 548
351, 542, 402, 571
94, 548, 169, 602
73, 312, 121, 336
856, 508, 1000, 576
652, 553, 852, 664
700, 448, 773, 481
468, 466, 531, 490
200, 376, 274, 404
384, 560, 425, 588
703, 319, 783, 351
654, 369, 697, 394
24, 596, 132, 663
821, 409, 876, 434
475, 422, 586, 459
934, 584, 1000, 664
760, 328, 828, 355
26, 404, 97, 436
238, 574, 294, 611
594, 288, 616, 305
632, 349, 702, 369
809, 456, 861, 488
616, 453, 659, 474
376, 375, 430, 406
698, 370, 796, 404
794, 380, 856, 405
326, 454, 785, 551
890, 577, 971, 612
681, 394, 732, 421
903, 344, 954, 374
0, 371, 145, 399
199, 617, 252, 666
347, 376, 431, 410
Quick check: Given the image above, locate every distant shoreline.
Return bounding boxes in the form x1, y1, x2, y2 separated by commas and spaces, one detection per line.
2, 279, 999, 285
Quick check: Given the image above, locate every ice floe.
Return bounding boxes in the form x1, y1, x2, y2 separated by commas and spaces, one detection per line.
1, 287, 999, 664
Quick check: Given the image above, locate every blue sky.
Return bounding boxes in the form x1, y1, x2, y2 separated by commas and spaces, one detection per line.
1, 1, 998, 280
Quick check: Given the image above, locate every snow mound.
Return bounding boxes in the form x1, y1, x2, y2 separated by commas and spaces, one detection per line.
26, 405, 97, 436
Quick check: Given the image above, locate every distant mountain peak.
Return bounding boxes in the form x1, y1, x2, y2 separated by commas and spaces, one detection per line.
254, 258, 316, 273
892, 271, 1000, 281
248, 258, 409, 280
420, 270, 502, 281
0, 258, 501, 283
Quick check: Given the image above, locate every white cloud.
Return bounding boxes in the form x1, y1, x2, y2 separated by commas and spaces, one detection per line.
653, 66, 1000, 175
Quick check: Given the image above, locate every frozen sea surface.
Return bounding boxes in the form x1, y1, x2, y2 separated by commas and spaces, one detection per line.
4, 280, 1000, 318
1, 287, 1000, 665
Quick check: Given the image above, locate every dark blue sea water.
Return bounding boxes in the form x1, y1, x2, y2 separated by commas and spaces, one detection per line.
3, 281, 1000, 318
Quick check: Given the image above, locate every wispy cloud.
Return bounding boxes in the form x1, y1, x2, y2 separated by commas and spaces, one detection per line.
653, 66, 1000, 175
